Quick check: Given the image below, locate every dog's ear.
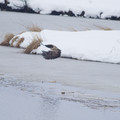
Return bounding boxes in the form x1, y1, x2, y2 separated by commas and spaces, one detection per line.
45, 44, 54, 48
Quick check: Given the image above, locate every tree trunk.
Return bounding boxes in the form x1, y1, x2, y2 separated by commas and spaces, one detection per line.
4, 0, 8, 7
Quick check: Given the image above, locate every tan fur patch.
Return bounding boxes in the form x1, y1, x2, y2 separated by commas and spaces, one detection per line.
15, 38, 24, 48
0, 33, 14, 46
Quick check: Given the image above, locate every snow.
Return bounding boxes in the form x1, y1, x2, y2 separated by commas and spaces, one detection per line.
0, 0, 4, 3
10, 30, 120, 64
40, 30, 120, 63
10, 32, 41, 48
1, 0, 120, 18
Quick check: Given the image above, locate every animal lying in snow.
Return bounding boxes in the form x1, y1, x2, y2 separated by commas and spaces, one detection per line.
42, 44, 61, 59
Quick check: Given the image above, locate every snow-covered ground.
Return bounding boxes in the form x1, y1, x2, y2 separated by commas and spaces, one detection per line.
1, 0, 120, 19
10, 30, 120, 64
0, 11, 120, 120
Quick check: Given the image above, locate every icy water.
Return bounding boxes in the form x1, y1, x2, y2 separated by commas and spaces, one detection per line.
0, 74, 120, 120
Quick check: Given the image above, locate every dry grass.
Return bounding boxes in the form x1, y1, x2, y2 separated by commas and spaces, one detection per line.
15, 38, 24, 48
95, 25, 112, 31
10, 36, 19, 47
24, 40, 40, 54
99, 27, 112, 31
84, 28, 91, 31
26, 24, 42, 32
24, 36, 42, 54
0, 33, 14, 46
19, 31, 26, 35
70, 28, 78, 32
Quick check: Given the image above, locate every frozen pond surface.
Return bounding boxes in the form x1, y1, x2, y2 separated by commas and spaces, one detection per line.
0, 74, 120, 120
1, 11, 120, 38
0, 11, 120, 120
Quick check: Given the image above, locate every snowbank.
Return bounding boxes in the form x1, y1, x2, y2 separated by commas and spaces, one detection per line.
28, 0, 120, 18
0, 0, 120, 19
9, 30, 120, 64
0, 0, 4, 3
10, 32, 41, 48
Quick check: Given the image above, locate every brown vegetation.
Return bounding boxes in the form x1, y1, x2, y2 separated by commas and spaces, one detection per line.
0, 33, 14, 46
70, 28, 78, 32
95, 25, 112, 30
10, 36, 18, 47
15, 38, 24, 48
24, 40, 40, 54
26, 24, 42, 32
19, 31, 26, 35
99, 27, 112, 31
24, 36, 42, 54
